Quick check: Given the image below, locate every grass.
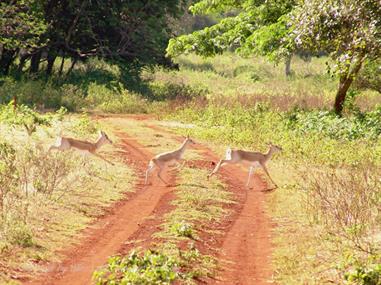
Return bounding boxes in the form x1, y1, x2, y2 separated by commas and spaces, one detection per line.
162, 107, 381, 283
0, 109, 135, 284
154, 166, 234, 242
147, 53, 380, 112
93, 118, 234, 284
1, 51, 380, 285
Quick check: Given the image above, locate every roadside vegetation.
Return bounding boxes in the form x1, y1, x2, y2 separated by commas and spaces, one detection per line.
0, 103, 134, 283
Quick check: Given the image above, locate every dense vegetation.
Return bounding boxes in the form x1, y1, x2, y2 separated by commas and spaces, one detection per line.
0, 0, 186, 79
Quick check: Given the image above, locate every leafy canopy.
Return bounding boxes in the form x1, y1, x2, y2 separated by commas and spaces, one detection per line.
167, 0, 296, 61
0, 0, 47, 49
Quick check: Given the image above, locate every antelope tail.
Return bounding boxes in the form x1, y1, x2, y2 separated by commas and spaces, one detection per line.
225, 147, 232, 160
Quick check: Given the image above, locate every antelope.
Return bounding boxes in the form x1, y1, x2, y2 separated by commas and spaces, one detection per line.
49, 130, 114, 165
145, 136, 195, 186
207, 143, 282, 189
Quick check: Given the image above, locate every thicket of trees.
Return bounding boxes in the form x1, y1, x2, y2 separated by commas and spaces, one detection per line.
167, 0, 381, 115
0, 0, 187, 77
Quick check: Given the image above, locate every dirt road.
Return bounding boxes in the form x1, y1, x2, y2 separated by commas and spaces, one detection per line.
149, 123, 274, 285
25, 132, 177, 285
24, 117, 274, 285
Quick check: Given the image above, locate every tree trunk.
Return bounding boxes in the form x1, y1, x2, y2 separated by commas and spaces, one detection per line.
334, 76, 353, 115
17, 54, 29, 75
59, 55, 65, 76
30, 51, 42, 74
13, 94, 18, 111
46, 53, 57, 78
333, 55, 365, 115
285, 55, 292, 77
0, 49, 16, 75
65, 57, 78, 77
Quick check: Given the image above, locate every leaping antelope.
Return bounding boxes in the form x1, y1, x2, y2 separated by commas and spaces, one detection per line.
49, 130, 114, 165
145, 136, 195, 186
207, 143, 282, 189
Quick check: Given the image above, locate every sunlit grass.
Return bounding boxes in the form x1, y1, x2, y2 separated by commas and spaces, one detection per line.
0, 114, 135, 284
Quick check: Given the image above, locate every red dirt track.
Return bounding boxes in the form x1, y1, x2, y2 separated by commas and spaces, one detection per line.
23, 117, 274, 285
149, 123, 274, 285
24, 132, 177, 285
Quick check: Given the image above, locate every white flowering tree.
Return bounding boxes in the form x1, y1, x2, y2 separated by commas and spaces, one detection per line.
292, 0, 381, 115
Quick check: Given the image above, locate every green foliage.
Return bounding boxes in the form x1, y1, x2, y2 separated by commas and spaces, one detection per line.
93, 250, 179, 285
167, 0, 295, 61
0, 103, 66, 135
345, 264, 381, 285
0, 0, 47, 49
85, 83, 149, 114
0, 77, 81, 110
0, 142, 18, 195
285, 108, 381, 140
170, 221, 194, 238
355, 60, 381, 93
5, 222, 34, 247
0, 0, 186, 77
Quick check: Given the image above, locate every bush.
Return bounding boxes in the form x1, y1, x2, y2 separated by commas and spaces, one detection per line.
345, 264, 381, 285
299, 164, 381, 254
5, 222, 34, 247
285, 109, 381, 140
93, 250, 178, 285
60, 84, 86, 111
0, 103, 66, 135
355, 60, 381, 93
170, 221, 194, 238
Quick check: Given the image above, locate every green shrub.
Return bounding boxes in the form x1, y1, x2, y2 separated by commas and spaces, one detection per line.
60, 84, 86, 111
5, 222, 34, 248
70, 114, 98, 135
93, 250, 178, 285
285, 108, 381, 140
170, 221, 194, 238
0, 103, 65, 135
345, 264, 381, 285
355, 60, 381, 93
96, 91, 149, 114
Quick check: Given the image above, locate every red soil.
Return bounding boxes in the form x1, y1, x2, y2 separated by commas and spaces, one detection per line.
147, 124, 274, 285
24, 132, 177, 285
23, 117, 274, 285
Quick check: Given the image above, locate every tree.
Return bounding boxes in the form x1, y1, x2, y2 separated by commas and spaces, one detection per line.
166, 0, 296, 75
0, 0, 47, 74
291, 0, 381, 115
0, 0, 187, 77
